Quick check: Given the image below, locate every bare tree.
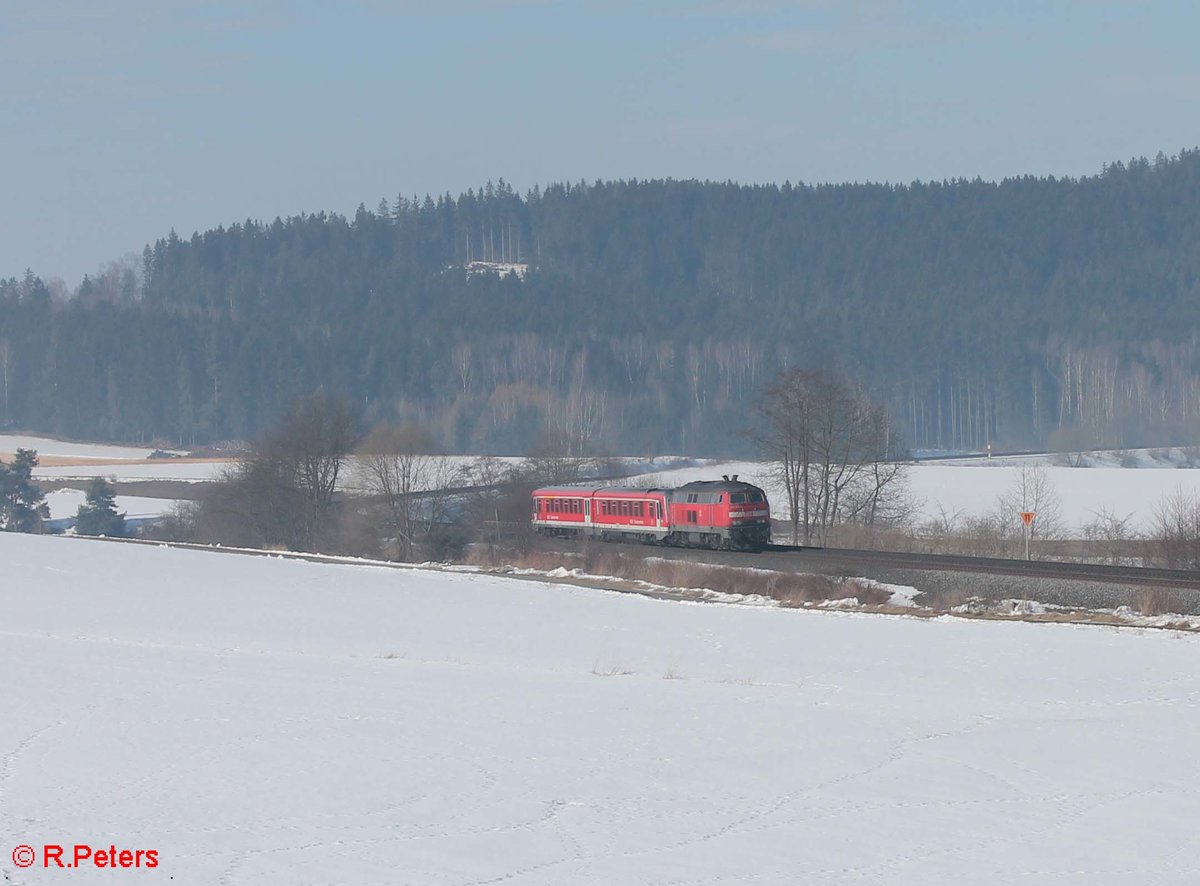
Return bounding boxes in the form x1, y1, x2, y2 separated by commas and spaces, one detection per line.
355, 423, 462, 561
749, 368, 908, 545
996, 464, 1065, 557
197, 391, 360, 551
262, 391, 361, 549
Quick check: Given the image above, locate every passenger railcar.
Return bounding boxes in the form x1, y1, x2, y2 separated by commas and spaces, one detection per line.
532, 475, 771, 551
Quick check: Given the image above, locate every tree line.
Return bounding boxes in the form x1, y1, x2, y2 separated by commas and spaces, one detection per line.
4, 153, 1200, 453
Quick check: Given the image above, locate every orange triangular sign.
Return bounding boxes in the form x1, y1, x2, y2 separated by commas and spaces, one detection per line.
1020, 511, 1036, 526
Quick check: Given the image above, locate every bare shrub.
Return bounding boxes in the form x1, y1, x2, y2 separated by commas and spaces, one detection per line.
1081, 507, 1139, 565
920, 586, 973, 612
1148, 486, 1200, 569
491, 546, 890, 607
139, 500, 199, 542
592, 663, 633, 677
1138, 588, 1181, 616
334, 504, 386, 559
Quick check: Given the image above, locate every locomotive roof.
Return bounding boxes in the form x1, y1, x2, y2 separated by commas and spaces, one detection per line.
676, 479, 765, 492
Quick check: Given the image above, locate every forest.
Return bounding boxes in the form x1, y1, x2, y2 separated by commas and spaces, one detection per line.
3, 150, 1200, 455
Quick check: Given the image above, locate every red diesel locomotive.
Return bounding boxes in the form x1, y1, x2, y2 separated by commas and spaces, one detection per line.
532, 475, 771, 551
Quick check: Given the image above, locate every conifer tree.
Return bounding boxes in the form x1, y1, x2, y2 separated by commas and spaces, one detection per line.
74, 477, 127, 537
0, 448, 49, 533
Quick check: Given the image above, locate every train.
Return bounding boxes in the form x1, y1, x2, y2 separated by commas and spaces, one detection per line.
532, 475, 772, 551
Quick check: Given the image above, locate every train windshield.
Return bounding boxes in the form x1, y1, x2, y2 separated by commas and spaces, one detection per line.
731, 491, 765, 504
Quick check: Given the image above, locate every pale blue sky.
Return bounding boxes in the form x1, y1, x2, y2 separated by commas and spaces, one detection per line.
3, 1, 1198, 285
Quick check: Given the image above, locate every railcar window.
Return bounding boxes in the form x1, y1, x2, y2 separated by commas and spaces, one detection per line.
749, 492, 765, 502
730, 493, 746, 503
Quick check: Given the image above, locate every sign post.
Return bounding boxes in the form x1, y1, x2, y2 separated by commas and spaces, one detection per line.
1019, 511, 1036, 560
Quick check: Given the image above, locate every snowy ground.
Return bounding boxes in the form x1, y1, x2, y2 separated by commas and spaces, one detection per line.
906, 464, 1200, 532
3, 535, 1199, 885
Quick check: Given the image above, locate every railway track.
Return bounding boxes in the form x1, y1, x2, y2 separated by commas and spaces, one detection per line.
530, 534, 1200, 590
764, 544, 1200, 589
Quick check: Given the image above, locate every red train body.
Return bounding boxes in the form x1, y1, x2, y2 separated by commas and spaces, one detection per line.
532, 476, 771, 551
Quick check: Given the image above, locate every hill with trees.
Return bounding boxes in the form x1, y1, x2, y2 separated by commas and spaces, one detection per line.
3, 151, 1200, 454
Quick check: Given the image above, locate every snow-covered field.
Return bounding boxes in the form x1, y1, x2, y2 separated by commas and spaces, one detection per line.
42, 489, 182, 522
0, 434, 170, 461
3, 534, 1199, 885
626, 458, 1200, 534
906, 464, 1200, 531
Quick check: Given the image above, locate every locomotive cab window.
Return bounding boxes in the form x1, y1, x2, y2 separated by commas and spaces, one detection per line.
730, 493, 747, 503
